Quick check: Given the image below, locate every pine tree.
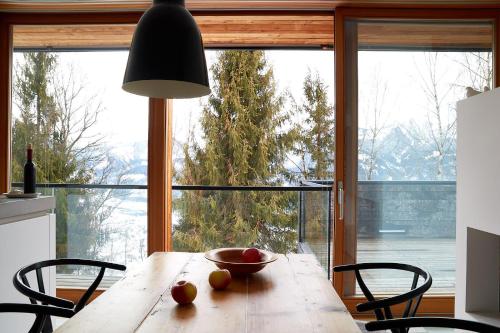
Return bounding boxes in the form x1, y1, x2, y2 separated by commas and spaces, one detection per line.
293, 70, 335, 180
291, 71, 335, 256
173, 50, 297, 253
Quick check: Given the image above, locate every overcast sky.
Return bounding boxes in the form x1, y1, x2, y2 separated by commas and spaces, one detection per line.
12, 48, 485, 162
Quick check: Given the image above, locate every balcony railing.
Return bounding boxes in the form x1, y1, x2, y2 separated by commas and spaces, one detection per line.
12, 180, 456, 294
11, 181, 334, 285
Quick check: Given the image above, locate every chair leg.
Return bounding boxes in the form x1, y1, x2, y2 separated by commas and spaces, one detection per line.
41, 315, 53, 333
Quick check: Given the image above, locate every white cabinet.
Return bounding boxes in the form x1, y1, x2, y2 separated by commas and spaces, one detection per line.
457, 88, 500, 326
0, 214, 56, 332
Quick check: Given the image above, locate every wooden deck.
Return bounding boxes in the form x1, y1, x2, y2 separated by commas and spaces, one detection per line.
302, 237, 455, 295
356, 238, 455, 294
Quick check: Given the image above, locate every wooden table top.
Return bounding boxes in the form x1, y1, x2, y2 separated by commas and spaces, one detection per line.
55, 252, 361, 333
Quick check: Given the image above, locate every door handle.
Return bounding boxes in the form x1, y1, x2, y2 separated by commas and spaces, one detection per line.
337, 181, 344, 220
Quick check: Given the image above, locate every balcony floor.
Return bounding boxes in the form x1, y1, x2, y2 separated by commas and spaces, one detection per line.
356, 237, 455, 294
302, 237, 455, 294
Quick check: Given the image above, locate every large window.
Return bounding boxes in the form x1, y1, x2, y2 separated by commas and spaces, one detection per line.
8, 15, 337, 283
171, 49, 335, 274
10, 45, 148, 285
341, 19, 493, 295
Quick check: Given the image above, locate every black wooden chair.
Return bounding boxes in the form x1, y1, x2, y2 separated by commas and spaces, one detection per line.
365, 317, 500, 332
13, 258, 126, 332
333, 262, 432, 333
0, 303, 73, 333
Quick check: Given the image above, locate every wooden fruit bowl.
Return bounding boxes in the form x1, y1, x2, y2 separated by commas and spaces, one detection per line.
204, 248, 278, 275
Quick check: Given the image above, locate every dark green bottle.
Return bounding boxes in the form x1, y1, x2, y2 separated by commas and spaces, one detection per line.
23, 144, 36, 194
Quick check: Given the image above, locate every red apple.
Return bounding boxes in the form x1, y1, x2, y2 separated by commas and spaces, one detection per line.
171, 280, 197, 305
242, 247, 262, 263
208, 269, 232, 290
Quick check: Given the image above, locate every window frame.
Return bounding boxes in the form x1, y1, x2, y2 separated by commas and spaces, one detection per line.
334, 6, 500, 317
0, 9, 335, 306
0, 9, 335, 251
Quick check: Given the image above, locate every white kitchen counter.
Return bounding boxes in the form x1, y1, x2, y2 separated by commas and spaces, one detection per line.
0, 195, 56, 331
0, 195, 55, 225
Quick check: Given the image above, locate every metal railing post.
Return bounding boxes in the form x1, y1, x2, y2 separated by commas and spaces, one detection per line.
298, 189, 305, 243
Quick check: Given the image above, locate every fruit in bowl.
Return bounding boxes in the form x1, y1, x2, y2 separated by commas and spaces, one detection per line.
241, 247, 262, 263
171, 280, 197, 305
205, 248, 278, 275
208, 269, 232, 290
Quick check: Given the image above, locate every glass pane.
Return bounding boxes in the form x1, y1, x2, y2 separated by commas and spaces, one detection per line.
172, 185, 332, 276
348, 20, 493, 295
172, 49, 335, 276
11, 41, 148, 285
300, 184, 332, 274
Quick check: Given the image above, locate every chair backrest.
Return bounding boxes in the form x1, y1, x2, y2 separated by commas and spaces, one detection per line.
14, 258, 126, 313
333, 262, 432, 333
365, 317, 500, 332
0, 303, 73, 333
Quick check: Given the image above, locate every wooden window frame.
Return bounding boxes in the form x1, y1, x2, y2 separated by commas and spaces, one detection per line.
0, 11, 174, 254
334, 6, 500, 316
0, 9, 335, 252
0, 15, 11, 194
0, 9, 335, 306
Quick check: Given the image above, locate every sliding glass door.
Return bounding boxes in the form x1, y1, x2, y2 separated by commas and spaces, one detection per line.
338, 18, 493, 296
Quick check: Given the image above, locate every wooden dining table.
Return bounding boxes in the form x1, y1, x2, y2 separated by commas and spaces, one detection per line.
55, 252, 361, 333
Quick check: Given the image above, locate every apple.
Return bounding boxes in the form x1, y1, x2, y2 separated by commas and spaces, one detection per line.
171, 280, 197, 305
241, 247, 262, 263
208, 269, 232, 290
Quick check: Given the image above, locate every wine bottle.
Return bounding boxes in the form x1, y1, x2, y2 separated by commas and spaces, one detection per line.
23, 144, 36, 194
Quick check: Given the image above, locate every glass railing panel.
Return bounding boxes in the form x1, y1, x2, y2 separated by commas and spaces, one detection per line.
172, 188, 300, 254
19, 185, 148, 286
172, 185, 333, 277
299, 187, 332, 277
356, 181, 456, 294
13, 183, 332, 285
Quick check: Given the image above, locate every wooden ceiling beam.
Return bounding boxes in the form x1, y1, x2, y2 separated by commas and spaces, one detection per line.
12, 13, 335, 48
12, 18, 493, 50
358, 22, 493, 49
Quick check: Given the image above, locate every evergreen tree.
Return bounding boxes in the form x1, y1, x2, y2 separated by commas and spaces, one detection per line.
293, 70, 335, 180
12, 52, 114, 263
173, 50, 297, 253
290, 71, 335, 255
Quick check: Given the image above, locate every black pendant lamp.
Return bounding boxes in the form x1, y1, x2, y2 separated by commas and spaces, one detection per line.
123, 0, 210, 99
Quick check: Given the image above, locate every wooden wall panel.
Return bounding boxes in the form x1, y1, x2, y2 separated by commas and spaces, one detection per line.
13, 24, 135, 49
11, 16, 493, 50
358, 22, 493, 49
12, 14, 335, 49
